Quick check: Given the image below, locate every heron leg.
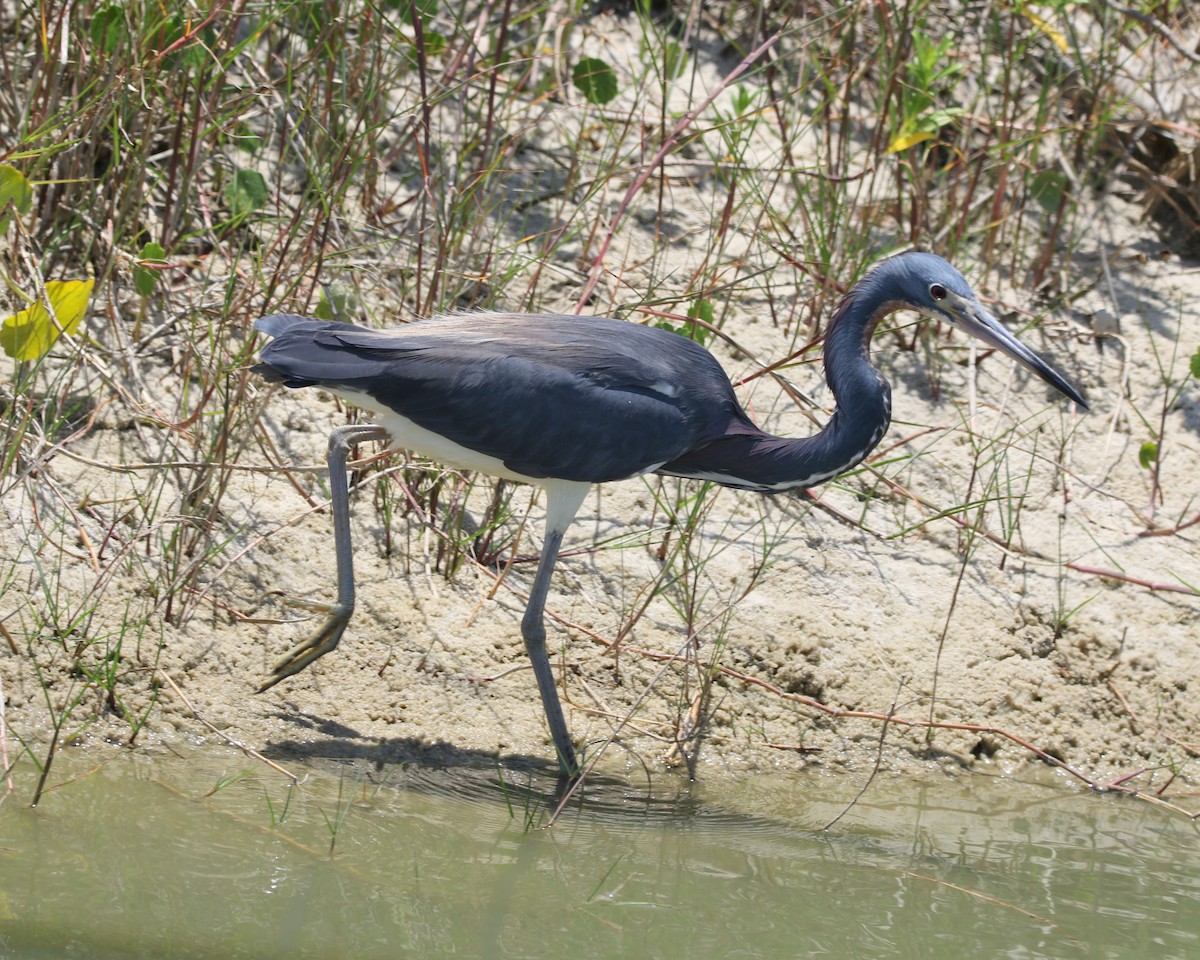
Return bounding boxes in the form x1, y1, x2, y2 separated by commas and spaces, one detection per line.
521, 482, 590, 778
258, 423, 389, 693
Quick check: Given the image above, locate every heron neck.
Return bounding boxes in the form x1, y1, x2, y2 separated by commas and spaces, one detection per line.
657, 281, 900, 492
785, 285, 899, 485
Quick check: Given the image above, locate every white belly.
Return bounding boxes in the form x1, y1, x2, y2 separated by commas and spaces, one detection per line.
330, 387, 553, 486
327, 387, 593, 533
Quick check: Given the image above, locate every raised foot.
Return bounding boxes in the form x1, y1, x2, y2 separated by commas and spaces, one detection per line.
257, 602, 352, 693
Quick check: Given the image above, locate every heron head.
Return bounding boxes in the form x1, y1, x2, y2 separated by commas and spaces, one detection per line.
890, 252, 1087, 409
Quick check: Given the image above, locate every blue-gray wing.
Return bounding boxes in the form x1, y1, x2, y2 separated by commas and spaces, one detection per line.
254, 313, 750, 482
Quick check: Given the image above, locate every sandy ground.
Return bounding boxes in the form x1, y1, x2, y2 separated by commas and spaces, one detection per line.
2, 14, 1198, 800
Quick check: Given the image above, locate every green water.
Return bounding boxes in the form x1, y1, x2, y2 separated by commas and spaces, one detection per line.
0, 750, 1196, 959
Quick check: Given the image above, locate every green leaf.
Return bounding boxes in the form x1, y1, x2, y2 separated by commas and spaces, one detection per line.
729, 85, 756, 117
661, 40, 687, 80
887, 107, 964, 154
395, 0, 438, 23
889, 30, 964, 156
909, 32, 962, 89
89, 4, 127, 55
314, 287, 357, 322
226, 168, 268, 220
1031, 169, 1068, 214
924, 107, 965, 127
231, 123, 262, 154
572, 57, 618, 105
422, 31, 447, 55
0, 165, 32, 213
653, 301, 714, 345
685, 298, 715, 344
134, 242, 166, 297
0, 279, 94, 361
1189, 347, 1200, 380
1138, 441, 1159, 469
0, 165, 32, 233
158, 13, 212, 72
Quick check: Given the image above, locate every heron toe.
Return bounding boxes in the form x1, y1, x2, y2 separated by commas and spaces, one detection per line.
258, 608, 353, 692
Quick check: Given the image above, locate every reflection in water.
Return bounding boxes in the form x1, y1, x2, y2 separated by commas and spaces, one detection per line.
0, 749, 1197, 959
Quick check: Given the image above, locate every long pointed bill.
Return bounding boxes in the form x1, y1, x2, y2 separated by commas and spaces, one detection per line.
951, 299, 1087, 409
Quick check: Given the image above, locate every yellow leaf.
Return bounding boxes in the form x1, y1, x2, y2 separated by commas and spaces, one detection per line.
1021, 8, 1068, 53
1, 279, 94, 361
887, 130, 935, 154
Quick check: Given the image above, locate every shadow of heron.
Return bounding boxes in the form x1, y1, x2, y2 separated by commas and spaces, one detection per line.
259, 709, 706, 823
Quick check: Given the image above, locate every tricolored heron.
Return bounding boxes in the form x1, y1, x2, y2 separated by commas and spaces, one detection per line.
253, 251, 1085, 777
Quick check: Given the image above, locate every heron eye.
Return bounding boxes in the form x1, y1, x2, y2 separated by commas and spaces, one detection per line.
929, 283, 948, 301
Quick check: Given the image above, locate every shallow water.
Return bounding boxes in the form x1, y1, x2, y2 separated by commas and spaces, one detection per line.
1, 749, 1197, 959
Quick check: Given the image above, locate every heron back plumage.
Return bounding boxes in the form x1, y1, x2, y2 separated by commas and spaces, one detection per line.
254, 312, 754, 483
